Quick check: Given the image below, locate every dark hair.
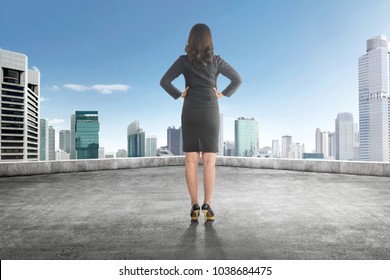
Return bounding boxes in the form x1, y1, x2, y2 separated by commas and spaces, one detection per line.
185, 23, 214, 67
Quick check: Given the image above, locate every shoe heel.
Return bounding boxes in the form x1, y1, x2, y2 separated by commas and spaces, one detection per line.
191, 210, 199, 221
203, 210, 208, 222
203, 209, 215, 222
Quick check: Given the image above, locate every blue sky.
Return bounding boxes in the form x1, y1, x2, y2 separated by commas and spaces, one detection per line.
2, 0, 390, 153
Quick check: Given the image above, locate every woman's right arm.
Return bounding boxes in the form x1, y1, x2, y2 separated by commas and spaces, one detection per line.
160, 57, 184, 100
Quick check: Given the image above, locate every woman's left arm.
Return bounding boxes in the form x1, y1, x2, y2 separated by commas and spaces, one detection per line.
217, 57, 242, 97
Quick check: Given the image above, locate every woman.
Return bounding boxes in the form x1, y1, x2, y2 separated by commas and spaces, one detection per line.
160, 23, 241, 222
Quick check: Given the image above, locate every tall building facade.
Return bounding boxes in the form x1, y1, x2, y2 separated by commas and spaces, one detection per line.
335, 112, 354, 160
235, 117, 259, 157
281, 135, 292, 158
59, 129, 71, 154
315, 128, 332, 158
328, 132, 335, 158
288, 143, 304, 159
224, 141, 235, 156
72, 111, 100, 159
272, 139, 280, 158
0, 49, 40, 161
127, 121, 145, 157
39, 119, 48, 161
48, 126, 55, 160
358, 35, 390, 162
146, 136, 157, 157
167, 126, 182, 155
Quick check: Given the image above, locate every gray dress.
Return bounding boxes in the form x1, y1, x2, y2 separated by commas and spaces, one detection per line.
160, 55, 241, 153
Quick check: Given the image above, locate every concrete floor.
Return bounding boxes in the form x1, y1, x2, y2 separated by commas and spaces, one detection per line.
0, 166, 389, 260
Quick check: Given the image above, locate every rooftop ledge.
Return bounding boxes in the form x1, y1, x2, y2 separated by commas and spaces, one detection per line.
1, 156, 390, 177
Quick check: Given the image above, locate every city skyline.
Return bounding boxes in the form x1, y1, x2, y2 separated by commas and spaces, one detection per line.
2, 1, 390, 153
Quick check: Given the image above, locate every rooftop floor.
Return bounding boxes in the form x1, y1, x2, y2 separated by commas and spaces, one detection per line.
0, 166, 389, 260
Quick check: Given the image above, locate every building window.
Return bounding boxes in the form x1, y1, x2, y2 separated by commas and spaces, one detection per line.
3, 68, 21, 84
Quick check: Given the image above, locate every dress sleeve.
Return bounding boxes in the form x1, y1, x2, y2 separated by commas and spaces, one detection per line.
160, 57, 184, 100
217, 56, 242, 97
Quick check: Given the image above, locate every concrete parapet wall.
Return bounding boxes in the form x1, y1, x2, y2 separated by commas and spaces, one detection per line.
0, 156, 389, 177
216, 157, 390, 177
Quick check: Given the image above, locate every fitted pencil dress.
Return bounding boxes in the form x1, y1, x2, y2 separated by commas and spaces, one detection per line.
160, 55, 241, 153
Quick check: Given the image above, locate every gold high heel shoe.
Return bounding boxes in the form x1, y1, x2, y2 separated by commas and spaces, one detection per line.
201, 203, 215, 222
191, 203, 200, 222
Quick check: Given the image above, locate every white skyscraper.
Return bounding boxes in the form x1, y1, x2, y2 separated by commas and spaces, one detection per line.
0, 49, 40, 161
315, 128, 331, 158
335, 113, 355, 160
315, 128, 322, 154
288, 142, 304, 159
272, 139, 280, 158
146, 136, 157, 157
321, 131, 329, 158
281, 135, 292, 158
358, 35, 390, 162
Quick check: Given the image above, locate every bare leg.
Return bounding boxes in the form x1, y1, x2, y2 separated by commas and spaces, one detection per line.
185, 152, 200, 205
202, 152, 217, 205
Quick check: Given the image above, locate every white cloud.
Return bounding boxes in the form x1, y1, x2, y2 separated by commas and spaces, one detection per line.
64, 84, 89, 92
47, 85, 60, 91
48, 118, 65, 126
64, 83, 130, 94
40, 96, 49, 102
90, 84, 129, 94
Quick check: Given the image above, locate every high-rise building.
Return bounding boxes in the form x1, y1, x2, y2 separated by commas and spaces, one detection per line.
218, 113, 224, 156
0, 49, 40, 161
321, 131, 329, 158
48, 126, 55, 160
39, 119, 48, 161
358, 35, 390, 162
328, 132, 335, 159
288, 142, 304, 159
59, 130, 71, 154
315, 128, 331, 158
127, 121, 145, 157
167, 126, 182, 155
146, 136, 157, 157
335, 112, 354, 160
72, 111, 100, 159
224, 141, 235, 156
235, 117, 259, 157
281, 135, 292, 158
315, 128, 322, 154
272, 139, 280, 158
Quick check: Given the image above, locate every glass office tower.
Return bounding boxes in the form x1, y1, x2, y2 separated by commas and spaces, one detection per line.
127, 121, 145, 157
235, 117, 259, 157
74, 111, 99, 159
